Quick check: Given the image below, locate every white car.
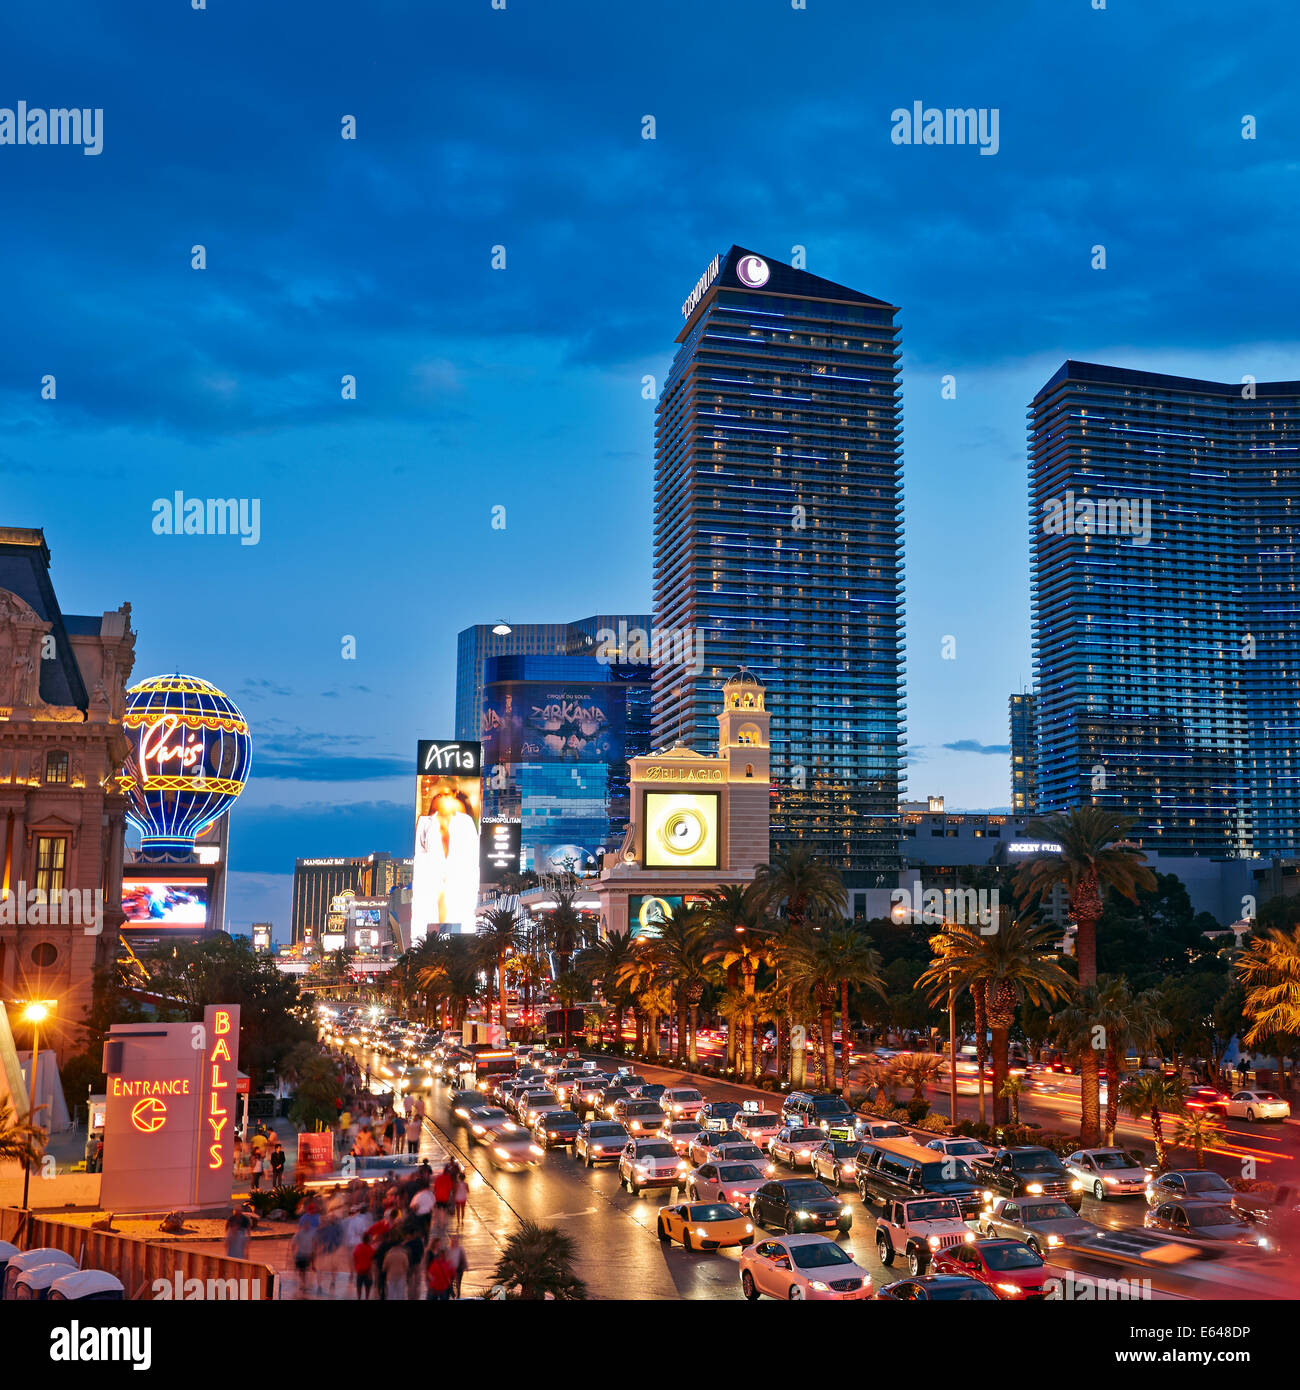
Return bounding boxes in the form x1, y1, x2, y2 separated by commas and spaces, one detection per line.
487, 1129, 545, 1172
925, 1136, 992, 1160
576, 1120, 630, 1166
688, 1159, 769, 1209
662, 1087, 705, 1119
1223, 1090, 1291, 1122
739, 1234, 873, 1301
619, 1139, 689, 1195
770, 1126, 824, 1168
465, 1106, 515, 1142
733, 1110, 782, 1149
1064, 1148, 1148, 1200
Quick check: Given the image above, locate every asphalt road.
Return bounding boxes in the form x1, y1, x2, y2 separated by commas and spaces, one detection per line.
341, 1037, 1298, 1300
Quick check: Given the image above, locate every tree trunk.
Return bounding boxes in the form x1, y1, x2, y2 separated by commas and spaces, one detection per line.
676, 994, 688, 1064
1079, 1049, 1102, 1147
1104, 1044, 1119, 1146
1150, 1107, 1166, 1168
1074, 892, 1103, 1143
648, 1011, 660, 1058
743, 965, 757, 1083
840, 979, 852, 1099
821, 990, 835, 1090
973, 983, 988, 1128
688, 1005, 699, 1067
991, 1024, 1010, 1126
498, 952, 508, 1031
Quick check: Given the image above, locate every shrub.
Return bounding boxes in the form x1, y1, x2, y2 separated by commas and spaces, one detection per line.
906, 1099, 930, 1125
917, 1114, 949, 1133
247, 1183, 306, 1219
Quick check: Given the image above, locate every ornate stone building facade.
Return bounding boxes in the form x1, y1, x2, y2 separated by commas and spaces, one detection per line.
0, 528, 136, 1059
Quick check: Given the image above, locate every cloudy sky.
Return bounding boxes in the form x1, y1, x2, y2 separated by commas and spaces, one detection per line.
3, 1, 1295, 938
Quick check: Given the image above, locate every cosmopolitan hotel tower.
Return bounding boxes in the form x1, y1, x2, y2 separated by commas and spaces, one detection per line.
652, 247, 905, 890
1029, 361, 1300, 857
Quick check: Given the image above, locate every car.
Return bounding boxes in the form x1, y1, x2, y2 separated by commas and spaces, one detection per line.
660, 1120, 708, 1155
856, 1138, 989, 1218
613, 1073, 648, 1093
874, 1196, 974, 1276
657, 1201, 755, 1251
619, 1138, 689, 1194
1145, 1169, 1237, 1208
875, 1274, 1000, 1301
732, 1109, 782, 1149
522, 1093, 566, 1127
750, 1177, 852, 1235
811, 1140, 864, 1188
451, 1089, 491, 1119
465, 1106, 514, 1142
576, 1120, 631, 1166
781, 1092, 858, 1134
924, 1136, 991, 1159
688, 1160, 769, 1209
688, 1129, 747, 1167
1184, 1086, 1230, 1114
970, 1146, 1085, 1211
508, 1086, 551, 1120
613, 1098, 669, 1134
598, 1086, 633, 1116
1224, 1089, 1291, 1122
570, 1077, 611, 1118
1145, 1201, 1275, 1252
770, 1126, 826, 1168
857, 1119, 910, 1143
929, 1237, 1059, 1298
698, 1101, 743, 1132
711, 1140, 775, 1175
661, 1087, 704, 1119
1064, 1148, 1149, 1200
487, 1129, 545, 1171
532, 1110, 582, 1148
630, 1082, 668, 1103
739, 1234, 873, 1301
978, 1196, 1100, 1256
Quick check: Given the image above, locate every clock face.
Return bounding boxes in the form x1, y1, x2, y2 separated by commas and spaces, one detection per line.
643, 792, 720, 869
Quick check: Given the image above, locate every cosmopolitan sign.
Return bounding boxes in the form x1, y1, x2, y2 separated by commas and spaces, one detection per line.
681, 253, 721, 319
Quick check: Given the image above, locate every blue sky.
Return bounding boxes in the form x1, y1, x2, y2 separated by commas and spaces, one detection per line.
3, 1, 1296, 938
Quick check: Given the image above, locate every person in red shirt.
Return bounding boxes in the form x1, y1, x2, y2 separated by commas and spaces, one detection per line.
426, 1250, 454, 1301
353, 1238, 375, 1300
433, 1166, 454, 1209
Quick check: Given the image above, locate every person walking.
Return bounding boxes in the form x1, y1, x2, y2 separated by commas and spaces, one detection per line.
250, 1148, 265, 1192
292, 1201, 320, 1298
353, 1235, 375, 1300
453, 1172, 469, 1230
382, 1239, 410, 1301
404, 1229, 425, 1300
270, 1141, 286, 1186
225, 1205, 252, 1259
393, 1112, 406, 1155
447, 1232, 468, 1299
426, 1246, 454, 1302
407, 1109, 422, 1156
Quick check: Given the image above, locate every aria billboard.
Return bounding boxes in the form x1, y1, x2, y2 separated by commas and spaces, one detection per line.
410, 740, 482, 942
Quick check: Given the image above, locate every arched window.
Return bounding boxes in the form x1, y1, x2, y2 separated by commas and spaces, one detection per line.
745, 763, 754, 779
44, 750, 69, 785
738, 724, 761, 746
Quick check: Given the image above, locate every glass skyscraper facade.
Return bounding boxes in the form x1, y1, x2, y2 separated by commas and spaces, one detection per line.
1029, 360, 1300, 856
652, 247, 905, 880
478, 653, 651, 874
1009, 692, 1038, 813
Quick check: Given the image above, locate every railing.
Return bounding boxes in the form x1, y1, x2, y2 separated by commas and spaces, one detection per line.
0, 1208, 276, 1300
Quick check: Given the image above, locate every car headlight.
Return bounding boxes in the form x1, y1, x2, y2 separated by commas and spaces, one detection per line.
529, 1145, 544, 1156
494, 1146, 508, 1159
840, 1206, 852, 1217
927, 1235, 940, 1249
1026, 1183, 1044, 1194
1047, 1234, 1062, 1247
744, 1223, 753, 1233
982, 1190, 993, 1201
996, 1282, 1023, 1296
843, 1163, 856, 1175
677, 1160, 688, 1171
695, 1227, 708, 1237
635, 1166, 648, 1177
963, 1231, 976, 1244
797, 1210, 811, 1221
810, 1280, 830, 1291
766, 1164, 776, 1176
1103, 1176, 1117, 1184
1070, 1180, 1084, 1191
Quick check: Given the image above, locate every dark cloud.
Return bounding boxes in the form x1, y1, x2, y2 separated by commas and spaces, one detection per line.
943, 739, 1011, 756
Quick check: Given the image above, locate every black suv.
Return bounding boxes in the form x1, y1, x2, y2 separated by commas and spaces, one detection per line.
750, 1178, 851, 1235
857, 1146, 987, 1219
781, 1092, 858, 1135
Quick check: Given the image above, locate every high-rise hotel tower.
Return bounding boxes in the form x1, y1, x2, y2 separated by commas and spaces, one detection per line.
652, 247, 905, 882
1029, 360, 1300, 857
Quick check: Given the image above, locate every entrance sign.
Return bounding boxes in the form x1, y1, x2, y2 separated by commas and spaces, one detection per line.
99, 1006, 241, 1213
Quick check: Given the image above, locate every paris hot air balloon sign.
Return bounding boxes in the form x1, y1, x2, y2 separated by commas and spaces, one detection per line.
117, 674, 252, 859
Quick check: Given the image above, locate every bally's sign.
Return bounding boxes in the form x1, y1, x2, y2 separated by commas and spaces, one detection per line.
417, 740, 482, 776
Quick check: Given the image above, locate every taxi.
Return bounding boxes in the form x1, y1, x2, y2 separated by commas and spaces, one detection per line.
656, 1200, 755, 1251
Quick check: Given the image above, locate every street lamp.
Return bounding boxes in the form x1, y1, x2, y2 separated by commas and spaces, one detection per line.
20, 999, 55, 1244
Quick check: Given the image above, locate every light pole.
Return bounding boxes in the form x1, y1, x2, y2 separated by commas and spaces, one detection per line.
20, 1000, 53, 1245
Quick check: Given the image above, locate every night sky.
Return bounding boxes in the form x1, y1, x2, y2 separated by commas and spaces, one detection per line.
2, 1, 1295, 936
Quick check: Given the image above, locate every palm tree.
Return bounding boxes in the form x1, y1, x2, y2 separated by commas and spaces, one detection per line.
751, 846, 848, 928
771, 928, 814, 1089
1173, 1108, 1226, 1169
999, 1074, 1023, 1125
1053, 978, 1167, 1145
919, 917, 1074, 1126
1015, 808, 1155, 1144
490, 1219, 588, 1300
540, 885, 586, 980
648, 906, 714, 1064
826, 925, 885, 1097
553, 971, 587, 1050
0, 1096, 47, 1169
1236, 925, 1300, 1050
478, 906, 521, 1031
1118, 1071, 1185, 1169
702, 885, 774, 1081
614, 942, 663, 1058
575, 933, 638, 1055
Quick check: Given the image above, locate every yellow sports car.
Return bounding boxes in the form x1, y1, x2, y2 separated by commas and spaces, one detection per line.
657, 1201, 755, 1251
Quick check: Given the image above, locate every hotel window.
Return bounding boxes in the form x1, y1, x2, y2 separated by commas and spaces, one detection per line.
35, 837, 67, 896
44, 750, 69, 785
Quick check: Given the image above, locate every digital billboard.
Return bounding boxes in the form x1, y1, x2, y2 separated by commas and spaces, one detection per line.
121, 875, 209, 927
483, 684, 625, 764
642, 790, 720, 869
533, 842, 599, 877
628, 893, 711, 939
480, 818, 522, 884
411, 740, 482, 942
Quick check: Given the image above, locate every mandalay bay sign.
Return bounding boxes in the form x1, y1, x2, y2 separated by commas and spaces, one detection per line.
98, 1006, 241, 1213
